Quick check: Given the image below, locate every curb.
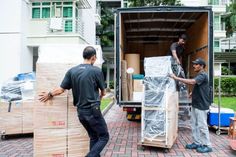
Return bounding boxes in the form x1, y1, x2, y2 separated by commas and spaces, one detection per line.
102, 97, 115, 116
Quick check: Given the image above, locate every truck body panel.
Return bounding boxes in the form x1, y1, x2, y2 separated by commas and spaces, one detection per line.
115, 6, 213, 110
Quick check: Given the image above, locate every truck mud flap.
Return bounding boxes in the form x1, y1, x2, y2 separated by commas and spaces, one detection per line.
127, 113, 141, 120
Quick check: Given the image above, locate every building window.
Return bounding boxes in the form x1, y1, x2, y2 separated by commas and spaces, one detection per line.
63, 7, 72, 17
214, 40, 220, 52
31, 1, 74, 32
208, 0, 219, 5
42, 8, 50, 18
32, 8, 40, 18
65, 20, 73, 32
32, 2, 73, 19
214, 15, 220, 30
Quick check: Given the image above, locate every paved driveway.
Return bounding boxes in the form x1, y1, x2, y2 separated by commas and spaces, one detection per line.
0, 103, 236, 157
101, 104, 236, 157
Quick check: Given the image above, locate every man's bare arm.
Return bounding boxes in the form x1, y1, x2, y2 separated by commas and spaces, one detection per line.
172, 50, 180, 64
169, 74, 196, 85
38, 87, 65, 102
100, 89, 106, 99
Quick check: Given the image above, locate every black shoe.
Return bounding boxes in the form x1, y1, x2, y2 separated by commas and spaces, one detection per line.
196, 145, 213, 153
185, 143, 201, 149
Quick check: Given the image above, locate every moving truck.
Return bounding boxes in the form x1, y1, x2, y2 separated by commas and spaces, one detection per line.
114, 6, 213, 120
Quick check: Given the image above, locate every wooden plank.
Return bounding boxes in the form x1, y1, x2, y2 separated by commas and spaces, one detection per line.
121, 60, 128, 101
185, 13, 209, 77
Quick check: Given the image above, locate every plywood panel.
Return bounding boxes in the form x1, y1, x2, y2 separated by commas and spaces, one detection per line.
34, 97, 68, 129
22, 101, 34, 133
0, 101, 22, 135
185, 13, 209, 77
34, 129, 67, 157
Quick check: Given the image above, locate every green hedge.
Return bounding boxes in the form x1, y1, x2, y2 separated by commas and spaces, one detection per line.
109, 80, 114, 89
214, 77, 236, 96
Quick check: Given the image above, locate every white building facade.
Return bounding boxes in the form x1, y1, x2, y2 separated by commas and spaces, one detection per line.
181, 0, 229, 52
0, 0, 100, 88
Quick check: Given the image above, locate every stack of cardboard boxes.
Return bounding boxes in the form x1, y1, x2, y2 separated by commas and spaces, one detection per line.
0, 100, 34, 136
34, 62, 89, 157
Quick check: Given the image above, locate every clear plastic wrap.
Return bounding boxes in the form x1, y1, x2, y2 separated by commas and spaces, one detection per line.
143, 77, 176, 107
143, 110, 166, 139
1, 72, 36, 102
178, 104, 191, 128
144, 56, 172, 77
0, 80, 23, 101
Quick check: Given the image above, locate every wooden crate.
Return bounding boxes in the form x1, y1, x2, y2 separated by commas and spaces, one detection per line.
34, 96, 68, 129
0, 101, 23, 135
34, 129, 67, 157
34, 62, 90, 156
22, 100, 34, 133
68, 128, 89, 157
141, 92, 178, 148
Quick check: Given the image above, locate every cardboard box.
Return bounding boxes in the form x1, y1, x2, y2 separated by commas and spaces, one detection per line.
133, 80, 143, 92
34, 129, 67, 157
34, 97, 68, 129
68, 128, 89, 157
22, 101, 34, 133
0, 101, 23, 134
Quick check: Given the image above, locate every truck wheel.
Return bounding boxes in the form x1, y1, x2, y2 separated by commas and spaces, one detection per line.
1, 135, 6, 140
164, 148, 169, 153
216, 130, 221, 135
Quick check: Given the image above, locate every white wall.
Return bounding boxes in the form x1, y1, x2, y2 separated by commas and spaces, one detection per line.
0, 34, 21, 84
82, 0, 96, 44
181, 0, 208, 6
0, 1, 22, 87
0, 0, 32, 88
21, 0, 33, 73
0, 0, 21, 33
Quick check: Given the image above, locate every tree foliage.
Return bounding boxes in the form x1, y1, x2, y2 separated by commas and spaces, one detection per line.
224, 0, 236, 37
96, 3, 114, 47
128, 0, 181, 7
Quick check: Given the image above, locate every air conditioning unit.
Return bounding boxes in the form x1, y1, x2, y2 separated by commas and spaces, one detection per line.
49, 18, 63, 30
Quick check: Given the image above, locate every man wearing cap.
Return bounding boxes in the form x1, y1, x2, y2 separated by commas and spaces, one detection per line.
167, 34, 187, 65
169, 57, 212, 153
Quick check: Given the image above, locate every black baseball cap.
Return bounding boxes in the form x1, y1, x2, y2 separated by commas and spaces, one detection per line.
192, 58, 206, 66
179, 34, 188, 41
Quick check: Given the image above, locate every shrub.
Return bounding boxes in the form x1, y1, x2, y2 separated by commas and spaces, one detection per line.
109, 80, 114, 89
214, 77, 236, 96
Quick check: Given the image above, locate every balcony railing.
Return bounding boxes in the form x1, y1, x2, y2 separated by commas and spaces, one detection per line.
220, 38, 236, 51
29, 18, 84, 37
209, 0, 229, 5
48, 18, 84, 35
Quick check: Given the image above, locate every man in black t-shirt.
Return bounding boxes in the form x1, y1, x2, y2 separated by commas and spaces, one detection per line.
39, 46, 109, 157
167, 34, 187, 65
169, 58, 212, 153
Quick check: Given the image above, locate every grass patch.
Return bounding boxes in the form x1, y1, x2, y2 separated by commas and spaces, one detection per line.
214, 97, 236, 111
101, 98, 112, 111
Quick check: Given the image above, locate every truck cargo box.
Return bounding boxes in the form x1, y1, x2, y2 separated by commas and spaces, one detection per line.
115, 7, 213, 114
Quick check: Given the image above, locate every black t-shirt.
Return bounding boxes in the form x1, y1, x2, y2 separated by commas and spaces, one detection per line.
167, 42, 185, 58
192, 71, 211, 110
60, 64, 105, 108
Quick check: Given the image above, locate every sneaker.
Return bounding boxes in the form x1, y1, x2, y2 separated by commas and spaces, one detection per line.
196, 145, 213, 153
185, 143, 201, 149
